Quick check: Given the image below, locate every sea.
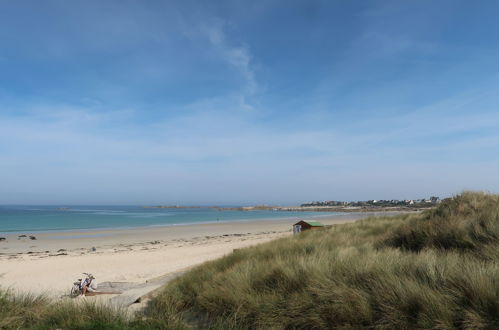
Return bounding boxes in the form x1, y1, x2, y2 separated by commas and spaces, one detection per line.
0, 205, 339, 234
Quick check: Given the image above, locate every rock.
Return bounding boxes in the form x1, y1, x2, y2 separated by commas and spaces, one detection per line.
91, 247, 97, 252
0, 237, 6, 241
18, 235, 27, 239
29, 235, 37, 240
49, 252, 67, 257
57, 249, 66, 252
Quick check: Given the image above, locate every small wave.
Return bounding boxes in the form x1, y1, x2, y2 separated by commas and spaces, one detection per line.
126, 213, 175, 218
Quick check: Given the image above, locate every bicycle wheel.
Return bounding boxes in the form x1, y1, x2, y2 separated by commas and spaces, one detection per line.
70, 285, 80, 297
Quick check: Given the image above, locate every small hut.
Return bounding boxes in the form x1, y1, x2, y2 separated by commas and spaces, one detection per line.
293, 220, 325, 234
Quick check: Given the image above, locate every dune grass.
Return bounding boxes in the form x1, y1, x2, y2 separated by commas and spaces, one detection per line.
143, 192, 499, 329
1, 192, 498, 329
383, 192, 499, 259
0, 289, 134, 329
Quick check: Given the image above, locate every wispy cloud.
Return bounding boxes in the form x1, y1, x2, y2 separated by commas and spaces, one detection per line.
207, 26, 257, 95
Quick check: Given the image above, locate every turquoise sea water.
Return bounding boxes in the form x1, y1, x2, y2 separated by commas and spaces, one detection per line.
0, 206, 338, 233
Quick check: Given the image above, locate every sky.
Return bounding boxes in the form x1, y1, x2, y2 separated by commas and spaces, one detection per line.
1, 0, 499, 205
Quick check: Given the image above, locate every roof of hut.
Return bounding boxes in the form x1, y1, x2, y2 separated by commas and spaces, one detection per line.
294, 220, 325, 227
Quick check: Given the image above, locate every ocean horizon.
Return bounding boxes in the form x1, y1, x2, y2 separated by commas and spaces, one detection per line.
0, 205, 339, 234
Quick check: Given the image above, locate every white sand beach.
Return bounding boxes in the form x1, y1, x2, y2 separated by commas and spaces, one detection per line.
0, 213, 395, 298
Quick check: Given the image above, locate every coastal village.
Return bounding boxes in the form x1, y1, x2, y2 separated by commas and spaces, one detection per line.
301, 196, 441, 207
212, 196, 442, 212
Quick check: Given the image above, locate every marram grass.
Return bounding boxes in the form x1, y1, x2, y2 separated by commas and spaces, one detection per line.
1, 192, 498, 329
144, 192, 499, 329
0, 290, 133, 330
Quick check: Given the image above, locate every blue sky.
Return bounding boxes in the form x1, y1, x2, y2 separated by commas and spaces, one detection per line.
1, 0, 499, 205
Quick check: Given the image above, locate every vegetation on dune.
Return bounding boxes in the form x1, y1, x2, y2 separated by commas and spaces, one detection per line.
144, 192, 499, 329
383, 192, 499, 258
0, 290, 134, 329
1, 192, 498, 329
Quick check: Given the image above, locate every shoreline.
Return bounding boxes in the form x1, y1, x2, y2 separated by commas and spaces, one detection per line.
0, 213, 364, 255
0, 212, 405, 297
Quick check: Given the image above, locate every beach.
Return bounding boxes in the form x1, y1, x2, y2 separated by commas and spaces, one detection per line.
0, 213, 395, 298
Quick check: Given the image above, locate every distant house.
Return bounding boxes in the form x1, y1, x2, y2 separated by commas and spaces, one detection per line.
430, 196, 440, 204
293, 220, 325, 234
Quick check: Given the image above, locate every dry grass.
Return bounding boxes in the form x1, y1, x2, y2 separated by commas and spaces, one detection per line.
0, 289, 134, 329
144, 192, 499, 329
383, 192, 499, 259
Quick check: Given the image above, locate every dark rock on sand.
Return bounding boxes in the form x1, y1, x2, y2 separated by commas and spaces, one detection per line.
29, 235, 37, 240
0, 237, 6, 241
